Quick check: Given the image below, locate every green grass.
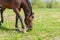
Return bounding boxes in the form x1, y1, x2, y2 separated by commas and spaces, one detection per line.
0, 8, 60, 40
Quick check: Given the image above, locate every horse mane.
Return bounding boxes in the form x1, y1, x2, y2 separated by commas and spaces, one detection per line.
26, 0, 32, 13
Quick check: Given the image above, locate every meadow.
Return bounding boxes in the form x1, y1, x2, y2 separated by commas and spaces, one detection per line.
0, 8, 60, 40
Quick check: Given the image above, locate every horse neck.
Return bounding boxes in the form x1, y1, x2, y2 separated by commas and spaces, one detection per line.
26, 0, 32, 13
23, 7, 30, 18
23, 0, 32, 17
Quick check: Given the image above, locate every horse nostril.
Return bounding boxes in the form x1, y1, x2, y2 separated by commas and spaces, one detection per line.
32, 16, 34, 18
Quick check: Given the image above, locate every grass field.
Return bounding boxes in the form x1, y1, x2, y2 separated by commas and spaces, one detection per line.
0, 8, 60, 40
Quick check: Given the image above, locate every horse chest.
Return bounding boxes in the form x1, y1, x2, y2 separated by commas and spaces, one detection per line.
5, 0, 14, 9
6, 3, 13, 9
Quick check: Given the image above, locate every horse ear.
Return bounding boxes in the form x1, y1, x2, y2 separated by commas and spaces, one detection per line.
32, 16, 34, 18
32, 12, 34, 18
29, 12, 34, 18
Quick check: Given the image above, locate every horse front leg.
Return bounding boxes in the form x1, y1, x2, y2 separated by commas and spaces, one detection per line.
1, 11, 4, 23
0, 11, 4, 26
0, 6, 1, 25
15, 9, 21, 29
14, 8, 26, 33
0, 6, 5, 25
15, 15, 20, 32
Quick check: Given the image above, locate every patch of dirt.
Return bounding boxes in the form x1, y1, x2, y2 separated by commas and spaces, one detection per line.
51, 37, 60, 40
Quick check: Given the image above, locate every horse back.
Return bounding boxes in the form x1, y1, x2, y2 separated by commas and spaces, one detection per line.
0, 0, 22, 9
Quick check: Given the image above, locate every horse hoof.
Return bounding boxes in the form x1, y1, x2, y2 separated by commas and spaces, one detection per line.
16, 29, 20, 33
22, 29, 26, 33
0, 21, 1, 26
1, 21, 3, 23
27, 29, 32, 32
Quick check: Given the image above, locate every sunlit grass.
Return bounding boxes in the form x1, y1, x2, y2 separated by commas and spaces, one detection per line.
0, 8, 60, 40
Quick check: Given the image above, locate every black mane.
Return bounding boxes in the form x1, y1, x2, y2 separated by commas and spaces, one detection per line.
26, 0, 32, 14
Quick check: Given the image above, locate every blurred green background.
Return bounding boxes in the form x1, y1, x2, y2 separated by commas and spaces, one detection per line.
31, 0, 60, 8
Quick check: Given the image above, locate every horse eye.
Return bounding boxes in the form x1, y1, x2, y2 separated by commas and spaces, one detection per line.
32, 16, 34, 18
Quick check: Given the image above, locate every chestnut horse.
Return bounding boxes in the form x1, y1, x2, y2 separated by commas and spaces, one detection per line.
0, 0, 34, 33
